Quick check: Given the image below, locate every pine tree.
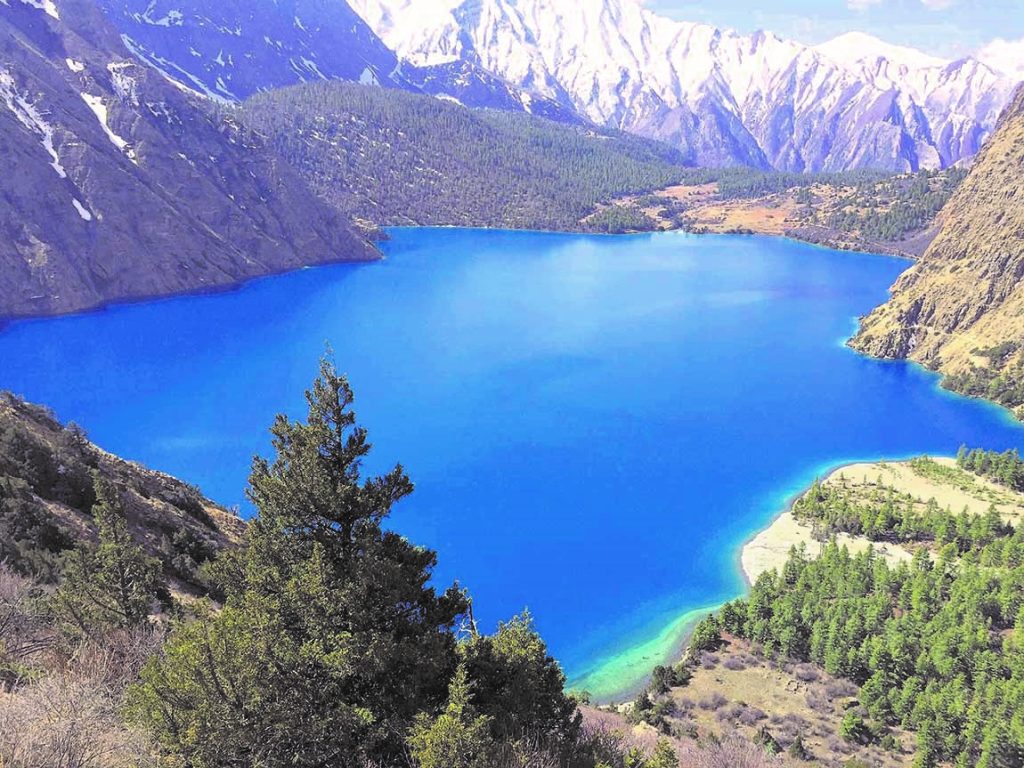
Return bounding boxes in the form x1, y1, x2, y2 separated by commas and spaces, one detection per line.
408, 665, 496, 768
128, 360, 469, 768
55, 476, 162, 636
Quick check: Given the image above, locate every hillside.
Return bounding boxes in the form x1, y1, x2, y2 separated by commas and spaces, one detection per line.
239, 81, 689, 231
852, 85, 1024, 419
620, 450, 1024, 766
94, 0, 578, 121
0, 391, 241, 592
0, 369, 782, 768
593, 167, 965, 254
0, 0, 376, 320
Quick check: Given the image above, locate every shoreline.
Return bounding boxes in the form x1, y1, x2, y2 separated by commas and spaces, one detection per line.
737, 459, 866, 588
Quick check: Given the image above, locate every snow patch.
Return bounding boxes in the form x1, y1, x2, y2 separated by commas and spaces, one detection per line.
65, 59, 85, 73
0, 69, 67, 178
121, 35, 235, 103
72, 199, 93, 221
81, 92, 137, 162
108, 62, 139, 106
18, 0, 59, 19
134, 2, 183, 27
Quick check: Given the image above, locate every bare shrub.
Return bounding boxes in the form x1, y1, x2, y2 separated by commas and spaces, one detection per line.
824, 679, 858, 700
737, 706, 767, 727
699, 652, 720, 669
793, 664, 819, 682
828, 737, 853, 755
0, 672, 156, 768
0, 625, 164, 768
698, 692, 728, 711
770, 713, 809, 744
689, 736, 784, 767
805, 686, 832, 715
0, 565, 51, 676
722, 655, 746, 671
676, 696, 695, 712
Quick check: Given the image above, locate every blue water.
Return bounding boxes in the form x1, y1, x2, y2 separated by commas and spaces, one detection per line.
1, 228, 1022, 698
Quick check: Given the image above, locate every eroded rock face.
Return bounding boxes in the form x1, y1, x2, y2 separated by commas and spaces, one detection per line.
852, 85, 1024, 415
0, 0, 376, 320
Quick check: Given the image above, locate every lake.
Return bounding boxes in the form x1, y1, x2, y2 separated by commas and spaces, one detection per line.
1, 228, 1022, 700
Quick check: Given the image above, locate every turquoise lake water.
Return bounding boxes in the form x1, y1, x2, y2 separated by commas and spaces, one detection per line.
2, 228, 1023, 700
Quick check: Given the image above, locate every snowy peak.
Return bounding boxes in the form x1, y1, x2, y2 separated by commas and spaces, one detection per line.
350, 0, 1019, 171
815, 31, 948, 71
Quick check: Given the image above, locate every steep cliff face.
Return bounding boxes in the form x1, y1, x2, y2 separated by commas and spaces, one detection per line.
852, 85, 1024, 418
0, 0, 376, 320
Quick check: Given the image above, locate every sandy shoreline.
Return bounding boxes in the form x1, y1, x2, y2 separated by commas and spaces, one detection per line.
738, 460, 945, 586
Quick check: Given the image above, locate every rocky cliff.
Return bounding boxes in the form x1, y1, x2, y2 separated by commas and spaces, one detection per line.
0, 0, 376, 320
852, 85, 1024, 419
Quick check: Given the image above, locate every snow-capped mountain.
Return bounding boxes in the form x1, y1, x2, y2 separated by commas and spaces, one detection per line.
349, 0, 1019, 171
92, 0, 579, 120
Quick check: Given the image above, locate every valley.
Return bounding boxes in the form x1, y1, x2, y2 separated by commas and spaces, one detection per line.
1, 0, 1024, 765
589, 168, 964, 258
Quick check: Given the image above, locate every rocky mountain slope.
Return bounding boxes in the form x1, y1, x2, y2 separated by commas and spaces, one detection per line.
94, 0, 578, 120
0, 0, 376, 320
350, 0, 1020, 172
0, 390, 243, 592
852, 85, 1024, 419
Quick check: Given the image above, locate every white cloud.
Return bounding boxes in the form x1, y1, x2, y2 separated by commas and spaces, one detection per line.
847, 0, 883, 10
977, 36, 1024, 81
847, 0, 955, 9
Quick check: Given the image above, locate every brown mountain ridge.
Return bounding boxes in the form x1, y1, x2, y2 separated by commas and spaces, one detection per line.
852, 84, 1024, 420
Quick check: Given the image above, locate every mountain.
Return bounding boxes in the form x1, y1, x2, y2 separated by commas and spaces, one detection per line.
95, 0, 407, 101
852, 85, 1024, 419
349, 0, 1020, 172
93, 0, 580, 120
0, 0, 375, 320
239, 81, 687, 231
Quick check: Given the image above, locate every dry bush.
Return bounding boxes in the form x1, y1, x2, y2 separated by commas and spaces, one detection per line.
722, 655, 746, 671
824, 679, 858, 700
0, 673, 156, 768
687, 736, 784, 767
697, 692, 728, 711
0, 626, 164, 768
737, 706, 767, 727
793, 664, 819, 682
805, 687, 832, 714
0, 565, 52, 676
698, 652, 719, 669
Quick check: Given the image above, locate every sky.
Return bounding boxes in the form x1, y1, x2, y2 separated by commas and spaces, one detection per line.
642, 0, 1024, 58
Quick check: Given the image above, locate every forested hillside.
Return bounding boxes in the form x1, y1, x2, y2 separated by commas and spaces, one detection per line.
239, 82, 690, 231
624, 454, 1024, 766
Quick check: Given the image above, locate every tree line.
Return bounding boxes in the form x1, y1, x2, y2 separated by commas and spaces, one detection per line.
238, 82, 689, 233
687, 471, 1024, 767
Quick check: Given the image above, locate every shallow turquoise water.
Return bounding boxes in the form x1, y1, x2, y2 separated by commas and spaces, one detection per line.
2, 229, 1022, 699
